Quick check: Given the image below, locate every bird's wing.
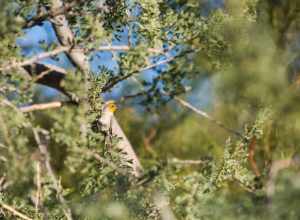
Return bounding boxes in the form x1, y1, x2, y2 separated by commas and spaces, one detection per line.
99, 110, 143, 177
110, 115, 143, 177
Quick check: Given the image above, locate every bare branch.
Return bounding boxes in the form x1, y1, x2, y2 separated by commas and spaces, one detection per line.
20, 101, 63, 113
33, 69, 52, 82
40, 63, 68, 74
128, 76, 243, 138
97, 45, 164, 54
0, 202, 33, 220
2, 99, 64, 114
102, 56, 175, 91
0, 47, 70, 72
168, 158, 209, 165
173, 96, 243, 138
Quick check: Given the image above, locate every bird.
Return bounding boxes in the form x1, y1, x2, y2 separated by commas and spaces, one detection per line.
99, 100, 118, 132
99, 100, 143, 176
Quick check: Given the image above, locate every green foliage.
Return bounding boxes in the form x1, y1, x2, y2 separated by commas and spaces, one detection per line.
1, 0, 300, 219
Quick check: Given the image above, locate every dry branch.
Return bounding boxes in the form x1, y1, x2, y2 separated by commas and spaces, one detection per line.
20, 102, 63, 113
130, 75, 242, 138
174, 96, 243, 138
97, 45, 164, 54
169, 158, 208, 165
0, 202, 33, 220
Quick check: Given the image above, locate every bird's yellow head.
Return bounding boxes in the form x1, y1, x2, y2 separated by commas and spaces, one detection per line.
105, 100, 118, 113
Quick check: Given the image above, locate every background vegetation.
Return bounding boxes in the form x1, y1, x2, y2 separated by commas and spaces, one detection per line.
1, 0, 300, 219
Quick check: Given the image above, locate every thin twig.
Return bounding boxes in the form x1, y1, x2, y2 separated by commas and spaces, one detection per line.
33, 69, 52, 82
40, 63, 68, 74
102, 56, 175, 91
0, 47, 70, 72
0, 202, 33, 220
32, 128, 73, 220
97, 45, 164, 54
128, 76, 243, 138
173, 96, 243, 138
168, 158, 208, 165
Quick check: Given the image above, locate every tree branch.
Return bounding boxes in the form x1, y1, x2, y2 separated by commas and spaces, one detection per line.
96, 45, 164, 54
102, 56, 175, 92
50, 0, 89, 72
50, 0, 143, 177
25, 1, 81, 28
0, 47, 70, 72
80, 149, 128, 176
128, 75, 243, 138
248, 136, 261, 177
20, 101, 63, 112
173, 96, 243, 138
32, 128, 74, 220
0, 202, 33, 220
168, 158, 208, 165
